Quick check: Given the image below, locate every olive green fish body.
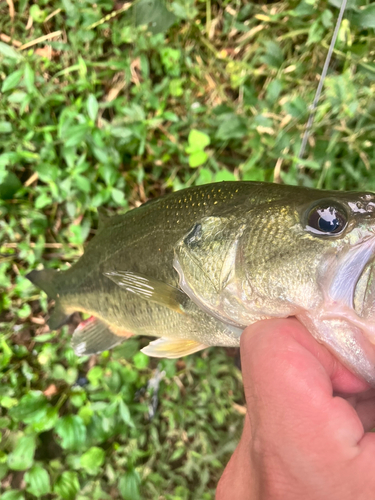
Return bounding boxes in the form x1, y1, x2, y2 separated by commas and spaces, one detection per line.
30, 183, 259, 354
28, 182, 375, 383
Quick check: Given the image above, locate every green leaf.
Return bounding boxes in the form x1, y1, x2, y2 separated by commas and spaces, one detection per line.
7, 91, 28, 103
134, 0, 176, 34
9, 392, 48, 424
0, 122, 13, 134
354, 4, 375, 28
74, 174, 91, 194
216, 114, 247, 140
55, 415, 87, 451
187, 129, 210, 151
118, 469, 141, 500
0, 42, 22, 61
188, 150, 208, 167
63, 124, 90, 148
24, 64, 35, 92
214, 170, 236, 182
0, 339, 13, 370
169, 78, 183, 97
118, 400, 134, 427
30, 407, 59, 434
87, 366, 103, 387
2, 69, 23, 92
266, 80, 283, 104
86, 94, 99, 121
327, 0, 358, 10
2, 491, 25, 500
33, 333, 56, 342
34, 192, 52, 209
260, 41, 284, 69
25, 465, 51, 496
78, 405, 94, 425
7, 435, 36, 471
110, 127, 133, 139
29, 4, 46, 22
80, 446, 105, 475
0, 416, 11, 428
111, 188, 125, 205
133, 352, 149, 370
52, 363, 67, 380
0, 396, 18, 409
54, 471, 80, 500
17, 303, 31, 319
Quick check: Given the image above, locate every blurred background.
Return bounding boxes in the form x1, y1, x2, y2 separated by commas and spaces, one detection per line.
0, 0, 374, 498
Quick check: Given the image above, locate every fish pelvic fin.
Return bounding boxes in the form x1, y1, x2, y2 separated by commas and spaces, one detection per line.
141, 338, 207, 359
72, 316, 131, 356
26, 268, 60, 299
48, 302, 71, 330
27, 268, 71, 330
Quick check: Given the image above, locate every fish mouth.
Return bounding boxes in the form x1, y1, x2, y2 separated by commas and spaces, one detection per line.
325, 234, 375, 310
354, 258, 375, 321
322, 233, 375, 345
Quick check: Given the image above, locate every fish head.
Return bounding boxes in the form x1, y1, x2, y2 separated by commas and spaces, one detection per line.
238, 190, 375, 315
174, 187, 375, 383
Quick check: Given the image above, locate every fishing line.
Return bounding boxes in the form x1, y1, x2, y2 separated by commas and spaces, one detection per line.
297, 0, 348, 164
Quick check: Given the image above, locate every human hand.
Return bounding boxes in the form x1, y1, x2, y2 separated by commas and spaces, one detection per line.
216, 318, 375, 500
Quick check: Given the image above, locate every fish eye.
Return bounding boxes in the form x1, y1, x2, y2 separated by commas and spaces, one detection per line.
306, 204, 347, 235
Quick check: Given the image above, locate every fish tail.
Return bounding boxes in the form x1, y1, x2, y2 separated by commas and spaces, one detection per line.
26, 269, 59, 298
26, 269, 71, 329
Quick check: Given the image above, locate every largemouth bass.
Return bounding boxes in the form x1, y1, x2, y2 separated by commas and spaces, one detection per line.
27, 181, 375, 385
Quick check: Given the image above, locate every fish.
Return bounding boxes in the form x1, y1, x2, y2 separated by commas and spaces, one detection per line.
26, 181, 375, 385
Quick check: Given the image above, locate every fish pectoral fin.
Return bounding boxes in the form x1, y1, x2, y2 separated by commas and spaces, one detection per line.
72, 316, 129, 356
141, 338, 207, 359
104, 270, 188, 314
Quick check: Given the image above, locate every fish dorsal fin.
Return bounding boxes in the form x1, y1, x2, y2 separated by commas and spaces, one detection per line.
104, 270, 188, 314
72, 316, 130, 356
97, 207, 111, 232
141, 337, 207, 358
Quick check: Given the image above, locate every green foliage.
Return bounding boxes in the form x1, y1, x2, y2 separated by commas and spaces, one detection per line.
0, 0, 375, 498
79, 447, 105, 475
54, 471, 80, 500
185, 130, 211, 167
7, 436, 37, 471
118, 467, 141, 500
135, 0, 177, 34
25, 465, 51, 496
55, 415, 87, 451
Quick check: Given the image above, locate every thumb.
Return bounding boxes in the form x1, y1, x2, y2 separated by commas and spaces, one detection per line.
240, 318, 368, 451
217, 318, 371, 500
241, 318, 369, 399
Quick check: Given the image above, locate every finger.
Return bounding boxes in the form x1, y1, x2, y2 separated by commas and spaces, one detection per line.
240, 318, 368, 453
338, 389, 375, 431
218, 319, 375, 499
216, 415, 253, 500
353, 398, 375, 432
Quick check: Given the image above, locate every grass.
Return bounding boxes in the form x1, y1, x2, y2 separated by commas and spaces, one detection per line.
0, 0, 375, 498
